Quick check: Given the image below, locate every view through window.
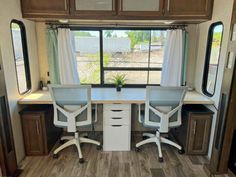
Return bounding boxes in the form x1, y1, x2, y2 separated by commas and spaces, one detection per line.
73, 29, 167, 85
10, 20, 31, 94
203, 22, 223, 96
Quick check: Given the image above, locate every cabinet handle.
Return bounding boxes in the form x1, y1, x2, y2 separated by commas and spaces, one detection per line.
112, 117, 122, 119
36, 120, 40, 135
167, 0, 170, 12
193, 121, 197, 135
112, 125, 122, 127
64, 0, 67, 10
111, 110, 122, 112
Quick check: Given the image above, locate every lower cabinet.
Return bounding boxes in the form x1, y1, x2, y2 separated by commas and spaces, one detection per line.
20, 105, 62, 156
172, 105, 213, 155
103, 104, 131, 151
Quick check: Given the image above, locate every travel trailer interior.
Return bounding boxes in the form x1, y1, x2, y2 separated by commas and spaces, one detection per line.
0, 0, 236, 176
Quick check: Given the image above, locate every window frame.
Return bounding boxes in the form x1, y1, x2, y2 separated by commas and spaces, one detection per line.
202, 22, 224, 97
10, 20, 31, 95
71, 27, 167, 87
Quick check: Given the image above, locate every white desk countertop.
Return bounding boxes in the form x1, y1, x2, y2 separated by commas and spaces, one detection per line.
18, 88, 214, 105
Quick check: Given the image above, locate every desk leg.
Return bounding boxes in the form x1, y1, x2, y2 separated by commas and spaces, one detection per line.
138, 104, 142, 123
95, 104, 98, 123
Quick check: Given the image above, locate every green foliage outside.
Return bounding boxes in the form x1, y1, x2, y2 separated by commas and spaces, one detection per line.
104, 30, 113, 38
125, 31, 150, 49
125, 31, 165, 49
212, 32, 222, 47
11, 23, 20, 30
80, 52, 111, 84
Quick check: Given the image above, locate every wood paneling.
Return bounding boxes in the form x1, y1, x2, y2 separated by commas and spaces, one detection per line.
21, 0, 69, 17
20, 106, 62, 156
21, 114, 44, 155
164, 0, 213, 19
172, 105, 213, 155
20, 0, 213, 21
188, 114, 212, 154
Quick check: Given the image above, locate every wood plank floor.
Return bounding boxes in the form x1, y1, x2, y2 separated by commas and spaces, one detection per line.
18, 134, 230, 177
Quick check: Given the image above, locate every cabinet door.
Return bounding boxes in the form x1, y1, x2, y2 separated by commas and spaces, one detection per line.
22, 114, 44, 155
70, 0, 116, 16
21, 0, 69, 17
188, 115, 212, 154
118, 0, 164, 17
164, 0, 213, 19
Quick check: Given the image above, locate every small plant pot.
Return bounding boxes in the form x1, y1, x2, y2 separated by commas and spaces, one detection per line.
116, 85, 122, 92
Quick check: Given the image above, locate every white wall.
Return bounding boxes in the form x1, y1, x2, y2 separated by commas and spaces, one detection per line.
195, 0, 233, 107
194, 0, 234, 158
0, 0, 40, 163
186, 24, 199, 87
36, 23, 49, 83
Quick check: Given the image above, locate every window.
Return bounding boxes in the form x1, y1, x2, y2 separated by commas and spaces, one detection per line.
202, 22, 223, 96
10, 20, 31, 94
73, 28, 166, 86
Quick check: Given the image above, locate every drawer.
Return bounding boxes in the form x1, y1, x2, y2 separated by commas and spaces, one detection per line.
104, 109, 130, 118
103, 109, 130, 125
103, 125, 130, 151
104, 115, 130, 125
103, 104, 131, 111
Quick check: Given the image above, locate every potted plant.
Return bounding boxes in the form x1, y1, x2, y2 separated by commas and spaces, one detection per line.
111, 74, 126, 92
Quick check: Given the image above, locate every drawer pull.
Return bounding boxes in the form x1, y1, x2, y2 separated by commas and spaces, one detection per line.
112, 125, 122, 127
112, 117, 122, 120
111, 110, 123, 112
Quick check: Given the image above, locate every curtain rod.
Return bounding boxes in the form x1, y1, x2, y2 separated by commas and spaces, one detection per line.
46, 22, 187, 30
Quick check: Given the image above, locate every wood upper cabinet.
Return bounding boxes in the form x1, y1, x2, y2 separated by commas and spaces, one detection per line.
21, 0, 70, 17
70, 0, 116, 16
118, 0, 164, 17
164, 0, 213, 19
20, 0, 213, 20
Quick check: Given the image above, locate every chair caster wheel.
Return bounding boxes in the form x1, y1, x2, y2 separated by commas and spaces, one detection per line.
79, 158, 84, 164
159, 157, 164, 163
97, 145, 102, 150
135, 147, 141, 152
178, 149, 185, 154
53, 154, 59, 159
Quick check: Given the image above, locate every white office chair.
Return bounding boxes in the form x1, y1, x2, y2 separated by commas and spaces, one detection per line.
135, 86, 187, 162
49, 85, 101, 163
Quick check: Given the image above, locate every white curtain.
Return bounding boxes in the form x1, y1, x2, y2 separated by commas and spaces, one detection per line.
58, 28, 80, 85
161, 29, 183, 86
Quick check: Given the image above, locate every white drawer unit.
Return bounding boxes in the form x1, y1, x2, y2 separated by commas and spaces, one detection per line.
103, 103, 131, 111
103, 103, 131, 151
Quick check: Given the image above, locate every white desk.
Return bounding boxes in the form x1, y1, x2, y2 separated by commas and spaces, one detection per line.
18, 88, 214, 105
18, 88, 214, 152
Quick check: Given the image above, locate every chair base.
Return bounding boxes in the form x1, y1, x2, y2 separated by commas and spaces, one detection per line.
136, 131, 183, 162
53, 132, 101, 163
